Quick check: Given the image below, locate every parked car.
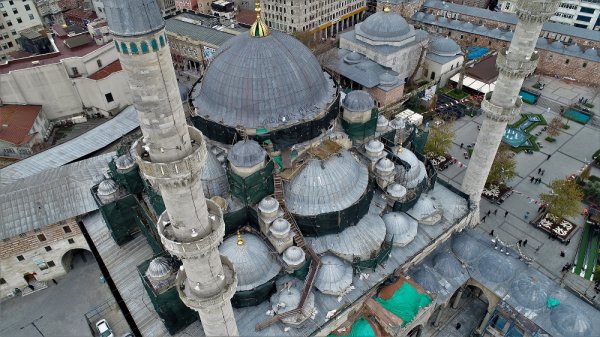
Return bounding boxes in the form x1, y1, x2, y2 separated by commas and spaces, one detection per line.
95, 319, 114, 337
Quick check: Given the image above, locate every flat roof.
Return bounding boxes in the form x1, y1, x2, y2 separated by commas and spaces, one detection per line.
165, 16, 236, 47
88, 60, 122, 80
0, 104, 42, 145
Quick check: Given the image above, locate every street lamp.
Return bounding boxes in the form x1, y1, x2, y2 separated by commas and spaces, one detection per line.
20, 315, 44, 337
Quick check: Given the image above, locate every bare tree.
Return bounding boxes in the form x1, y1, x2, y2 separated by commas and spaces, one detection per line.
408, 40, 431, 86
457, 46, 468, 91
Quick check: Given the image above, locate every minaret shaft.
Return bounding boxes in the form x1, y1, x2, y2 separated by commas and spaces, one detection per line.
462, 0, 560, 219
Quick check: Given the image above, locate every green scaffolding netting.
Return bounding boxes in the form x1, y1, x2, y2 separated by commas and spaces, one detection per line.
353, 241, 392, 271
108, 159, 145, 194
328, 317, 376, 337
231, 279, 277, 308
227, 161, 275, 205
341, 109, 378, 141
376, 282, 432, 327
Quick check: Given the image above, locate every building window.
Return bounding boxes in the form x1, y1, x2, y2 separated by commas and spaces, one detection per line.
68, 238, 75, 244
580, 7, 595, 14
576, 15, 592, 22
16, 17, 22, 24
47, 261, 56, 268
44, 246, 52, 252
120, 42, 128, 54
114, 40, 120, 52
96, 59, 102, 68
25, 4, 31, 11
159, 35, 165, 47
17, 255, 25, 261
430, 71, 436, 80
105, 93, 114, 103
0, 278, 6, 285
36, 260, 48, 270
28, 14, 34, 20
63, 226, 72, 233
130, 42, 138, 54
141, 41, 149, 54
151, 39, 158, 51
37, 234, 46, 242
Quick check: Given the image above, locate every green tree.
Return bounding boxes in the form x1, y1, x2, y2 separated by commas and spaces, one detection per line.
424, 118, 454, 157
540, 178, 584, 219
584, 180, 600, 203
547, 117, 563, 138
293, 31, 316, 48
486, 145, 517, 186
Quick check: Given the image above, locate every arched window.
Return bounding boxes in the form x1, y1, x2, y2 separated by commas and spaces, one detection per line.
141, 41, 149, 54
121, 42, 128, 54
114, 40, 120, 52
151, 39, 159, 51
130, 42, 139, 54
159, 36, 165, 47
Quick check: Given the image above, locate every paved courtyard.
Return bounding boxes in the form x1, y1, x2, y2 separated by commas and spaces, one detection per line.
437, 76, 600, 307
0, 251, 126, 337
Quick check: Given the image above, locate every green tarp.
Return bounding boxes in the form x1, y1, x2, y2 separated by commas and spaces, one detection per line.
376, 282, 432, 327
547, 298, 560, 309
227, 161, 275, 205
328, 317, 376, 337
341, 109, 378, 141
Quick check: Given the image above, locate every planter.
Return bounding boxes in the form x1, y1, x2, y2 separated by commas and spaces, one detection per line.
545, 136, 556, 142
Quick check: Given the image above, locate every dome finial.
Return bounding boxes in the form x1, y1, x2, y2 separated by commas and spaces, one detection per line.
250, 0, 270, 38
383, 4, 391, 12
237, 230, 244, 246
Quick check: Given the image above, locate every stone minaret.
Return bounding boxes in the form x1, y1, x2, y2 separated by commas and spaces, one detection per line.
103, 1, 238, 335
462, 0, 559, 220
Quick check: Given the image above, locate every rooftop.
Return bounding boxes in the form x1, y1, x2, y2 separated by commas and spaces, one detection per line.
165, 16, 235, 47
466, 54, 498, 83
0, 105, 42, 146
88, 60, 122, 80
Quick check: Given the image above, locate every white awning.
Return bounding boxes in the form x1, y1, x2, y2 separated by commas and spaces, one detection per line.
450, 73, 496, 94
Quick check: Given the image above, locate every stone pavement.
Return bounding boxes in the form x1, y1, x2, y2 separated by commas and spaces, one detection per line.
422, 291, 488, 337
438, 78, 600, 306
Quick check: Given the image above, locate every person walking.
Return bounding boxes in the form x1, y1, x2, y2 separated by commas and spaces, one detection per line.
560, 250, 565, 257
524, 211, 530, 220
460, 143, 464, 149
52, 279, 57, 285
505, 210, 509, 217
490, 229, 495, 236
494, 209, 498, 216
530, 176, 535, 183
523, 239, 528, 247
455, 322, 462, 330
541, 170, 545, 176
538, 168, 542, 174
518, 239, 522, 246
482, 216, 487, 223
487, 210, 491, 216
547, 154, 552, 160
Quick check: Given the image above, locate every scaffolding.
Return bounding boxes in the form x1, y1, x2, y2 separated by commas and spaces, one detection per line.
341, 109, 378, 141
227, 160, 275, 205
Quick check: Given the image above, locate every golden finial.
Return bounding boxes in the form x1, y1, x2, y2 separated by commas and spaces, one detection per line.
383, 4, 391, 12
249, 0, 270, 38
237, 230, 244, 246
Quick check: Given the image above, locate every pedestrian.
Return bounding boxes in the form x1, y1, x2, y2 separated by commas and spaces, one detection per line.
547, 154, 551, 160
538, 205, 544, 212
538, 168, 542, 174
541, 170, 545, 176
530, 176, 535, 183
505, 210, 509, 217
523, 239, 528, 246
560, 250, 565, 257
524, 211, 530, 220
490, 229, 495, 236
487, 210, 491, 216
455, 322, 462, 330
537, 178, 542, 184
494, 209, 498, 215
518, 239, 522, 246
52, 279, 57, 285
28, 284, 34, 291
482, 216, 487, 223
460, 143, 464, 149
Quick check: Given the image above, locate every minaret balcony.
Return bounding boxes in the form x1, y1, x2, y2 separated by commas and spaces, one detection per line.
176, 255, 237, 310
482, 93, 523, 122
157, 198, 225, 258
496, 48, 539, 79
515, 0, 560, 23
134, 126, 207, 185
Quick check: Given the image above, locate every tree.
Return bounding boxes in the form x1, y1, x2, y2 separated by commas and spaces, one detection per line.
457, 46, 468, 91
486, 145, 517, 186
424, 118, 454, 157
584, 180, 600, 203
547, 117, 563, 138
408, 40, 430, 86
540, 178, 584, 219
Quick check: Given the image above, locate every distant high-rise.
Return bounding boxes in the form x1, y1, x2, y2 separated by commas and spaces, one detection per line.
102, 0, 238, 335
462, 0, 560, 220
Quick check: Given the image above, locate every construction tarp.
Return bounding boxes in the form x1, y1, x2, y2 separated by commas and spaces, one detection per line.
328, 317, 376, 337
341, 109, 378, 141
376, 282, 432, 327
232, 278, 276, 308
227, 161, 275, 205
108, 159, 145, 195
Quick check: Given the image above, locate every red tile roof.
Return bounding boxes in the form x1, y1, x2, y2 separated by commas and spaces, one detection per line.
0, 105, 42, 145
88, 60, 122, 80
237, 9, 258, 26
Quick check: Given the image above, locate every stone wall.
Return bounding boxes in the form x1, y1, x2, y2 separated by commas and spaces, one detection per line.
366, 84, 405, 108
0, 218, 90, 297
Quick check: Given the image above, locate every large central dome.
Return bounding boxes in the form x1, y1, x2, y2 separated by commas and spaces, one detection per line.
193, 31, 334, 130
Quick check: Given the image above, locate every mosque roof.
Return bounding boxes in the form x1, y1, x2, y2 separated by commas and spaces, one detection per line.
284, 150, 369, 216
428, 37, 461, 57
383, 212, 418, 246
201, 150, 229, 198
228, 139, 266, 168
550, 304, 593, 337
342, 90, 375, 112
193, 31, 335, 130
328, 49, 402, 90
355, 11, 413, 43
146, 256, 174, 280
103, 0, 165, 37
396, 147, 428, 189
314, 255, 353, 295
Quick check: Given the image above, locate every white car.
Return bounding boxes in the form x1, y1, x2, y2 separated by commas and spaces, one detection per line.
95, 319, 114, 337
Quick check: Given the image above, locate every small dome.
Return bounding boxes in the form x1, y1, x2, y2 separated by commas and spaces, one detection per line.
343, 51, 363, 64
397, 148, 427, 189
566, 43, 581, 53
271, 285, 315, 325
390, 118, 406, 130
343, 90, 375, 112
376, 158, 395, 173
283, 246, 306, 266
551, 40, 564, 50
219, 234, 282, 291
502, 30, 514, 40
551, 304, 592, 337
97, 179, 118, 196
228, 139, 266, 168
146, 257, 174, 280
451, 232, 483, 262
270, 218, 291, 237
365, 139, 384, 154
433, 253, 465, 280
408, 195, 442, 225
387, 183, 407, 199
474, 25, 489, 34
429, 37, 461, 57
510, 274, 551, 309
201, 150, 229, 198
379, 72, 400, 87
450, 19, 461, 26
584, 47, 598, 57
314, 255, 353, 295
462, 22, 474, 30
115, 154, 135, 170
424, 13, 435, 21
377, 115, 389, 127
258, 196, 279, 214
93, 173, 106, 185
383, 212, 417, 246
356, 11, 411, 42
411, 266, 442, 293
414, 12, 425, 20
478, 253, 515, 283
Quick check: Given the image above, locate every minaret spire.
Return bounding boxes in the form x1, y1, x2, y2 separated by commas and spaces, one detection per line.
102, 1, 239, 335
249, 0, 270, 38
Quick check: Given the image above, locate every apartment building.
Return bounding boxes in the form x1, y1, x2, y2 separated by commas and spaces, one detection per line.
499, 0, 600, 30
0, 0, 44, 59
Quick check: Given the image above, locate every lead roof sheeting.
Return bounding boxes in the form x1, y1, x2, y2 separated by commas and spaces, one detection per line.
0, 153, 113, 240
328, 48, 399, 89
201, 150, 229, 198
284, 150, 369, 216
165, 18, 235, 47
0, 106, 138, 185
383, 212, 418, 246
406, 194, 441, 222
103, 0, 165, 37
314, 255, 353, 295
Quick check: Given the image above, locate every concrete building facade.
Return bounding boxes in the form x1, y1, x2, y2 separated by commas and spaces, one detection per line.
462, 0, 560, 217
0, 104, 51, 158
0, 0, 44, 58
103, 0, 238, 334
500, 0, 600, 31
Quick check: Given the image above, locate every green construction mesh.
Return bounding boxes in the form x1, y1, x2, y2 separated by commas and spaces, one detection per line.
341, 109, 378, 141
227, 161, 275, 205
108, 159, 145, 194
412, 129, 429, 155
328, 317, 375, 337
142, 179, 166, 215
96, 194, 140, 246
376, 282, 432, 327
223, 206, 249, 236
231, 278, 277, 308
290, 256, 311, 280
353, 241, 392, 270
137, 259, 198, 334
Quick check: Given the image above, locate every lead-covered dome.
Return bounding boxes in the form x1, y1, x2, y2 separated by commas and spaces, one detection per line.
284, 150, 369, 216
202, 150, 229, 198
193, 31, 334, 130
397, 147, 427, 189
429, 37, 461, 57
510, 273, 551, 309
383, 212, 418, 246
314, 255, 353, 295
146, 256, 174, 280
356, 11, 411, 42
228, 139, 266, 168
551, 304, 592, 337
219, 234, 281, 291
342, 90, 375, 112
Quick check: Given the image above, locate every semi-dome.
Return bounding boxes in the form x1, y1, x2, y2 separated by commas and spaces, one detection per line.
382, 212, 418, 246
379, 72, 400, 87
202, 150, 229, 198
193, 31, 333, 130
271, 285, 315, 325
478, 253, 515, 283
550, 304, 592, 337
219, 233, 281, 291
407, 194, 442, 225
146, 256, 174, 280
452, 233, 484, 262
387, 183, 407, 199
228, 139, 266, 168
343, 51, 363, 64
97, 179, 118, 196
433, 253, 466, 279
429, 37, 461, 57
397, 147, 427, 189
283, 246, 306, 267
314, 255, 353, 295
115, 154, 135, 170
284, 150, 369, 216
343, 90, 374, 112
510, 274, 551, 309
356, 11, 411, 42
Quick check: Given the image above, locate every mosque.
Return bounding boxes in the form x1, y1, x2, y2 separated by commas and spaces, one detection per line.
87, 0, 600, 336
